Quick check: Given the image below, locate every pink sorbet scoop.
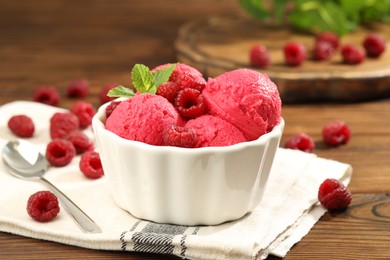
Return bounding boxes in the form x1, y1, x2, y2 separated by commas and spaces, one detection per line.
185, 114, 247, 148
202, 69, 282, 141
105, 93, 184, 145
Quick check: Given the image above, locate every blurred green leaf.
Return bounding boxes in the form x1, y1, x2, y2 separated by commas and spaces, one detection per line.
238, 0, 270, 20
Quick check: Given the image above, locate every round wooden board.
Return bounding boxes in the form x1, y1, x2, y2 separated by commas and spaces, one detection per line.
175, 14, 390, 103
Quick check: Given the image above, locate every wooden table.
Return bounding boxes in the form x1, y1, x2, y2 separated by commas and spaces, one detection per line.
0, 1, 389, 259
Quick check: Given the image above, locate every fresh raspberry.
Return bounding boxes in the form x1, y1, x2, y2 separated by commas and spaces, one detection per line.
50, 112, 80, 139
156, 81, 181, 103
66, 78, 89, 98
7, 115, 35, 138
33, 86, 60, 106
27, 191, 60, 222
64, 131, 92, 154
99, 83, 118, 104
316, 32, 340, 49
249, 44, 271, 68
313, 41, 335, 61
79, 151, 104, 179
70, 101, 96, 129
341, 44, 365, 65
175, 72, 206, 92
152, 63, 206, 92
105, 101, 122, 118
174, 88, 207, 119
322, 120, 351, 146
162, 125, 197, 148
284, 133, 315, 153
318, 178, 352, 211
46, 139, 76, 167
284, 42, 307, 66
363, 33, 386, 58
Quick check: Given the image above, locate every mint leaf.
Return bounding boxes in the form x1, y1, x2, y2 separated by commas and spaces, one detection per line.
131, 64, 155, 94
107, 85, 135, 98
152, 63, 177, 87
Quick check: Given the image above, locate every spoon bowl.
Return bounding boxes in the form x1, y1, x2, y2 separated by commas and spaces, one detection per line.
2, 139, 101, 233
2, 140, 47, 179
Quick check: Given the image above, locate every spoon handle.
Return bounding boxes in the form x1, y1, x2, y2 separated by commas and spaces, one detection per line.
40, 177, 101, 233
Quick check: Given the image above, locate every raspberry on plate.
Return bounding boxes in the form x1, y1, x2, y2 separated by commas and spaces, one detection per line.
162, 125, 198, 148
50, 112, 80, 139
322, 120, 351, 146
64, 131, 92, 154
341, 44, 365, 65
318, 178, 352, 211
46, 139, 76, 167
284, 132, 315, 153
27, 190, 60, 222
284, 42, 307, 66
313, 41, 335, 61
66, 78, 89, 98
33, 86, 61, 106
363, 33, 386, 58
7, 115, 35, 138
316, 31, 340, 49
79, 151, 104, 179
174, 88, 207, 119
249, 44, 271, 69
70, 101, 96, 129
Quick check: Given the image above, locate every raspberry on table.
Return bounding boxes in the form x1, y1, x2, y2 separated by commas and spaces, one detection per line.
316, 32, 340, 50
156, 81, 181, 103
284, 132, 315, 153
322, 120, 351, 146
318, 178, 352, 211
64, 131, 92, 154
27, 190, 60, 222
99, 83, 118, 104
70, 101, 96, 129
341, 44, 365, 65
7, 115, 35, 138
46, 139, 76, 167
79, 151, 104, 179
249, 44, 271, 68
174, 88, 207, 119
162, 125, 198, 148
50, 112, 80, 139
66, 78, 89, 98
33, 86, 61, 106
363, 33, 386, 58
284, 42, 307, 66
105, 100, 122, 119
313, 41, 335, 61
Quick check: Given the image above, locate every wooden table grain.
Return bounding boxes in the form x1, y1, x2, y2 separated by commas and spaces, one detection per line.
0, 1, 389, 259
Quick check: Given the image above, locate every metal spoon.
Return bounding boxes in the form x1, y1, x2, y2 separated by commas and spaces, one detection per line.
2, 139, 101, 233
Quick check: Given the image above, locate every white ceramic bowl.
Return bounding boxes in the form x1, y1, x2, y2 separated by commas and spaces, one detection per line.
92, 102, 284, 226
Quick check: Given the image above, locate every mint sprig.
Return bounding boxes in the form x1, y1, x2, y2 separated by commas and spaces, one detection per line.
107, 63, 177, 98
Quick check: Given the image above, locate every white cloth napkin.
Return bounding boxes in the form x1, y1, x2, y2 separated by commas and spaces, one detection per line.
0, 101, 352, 259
